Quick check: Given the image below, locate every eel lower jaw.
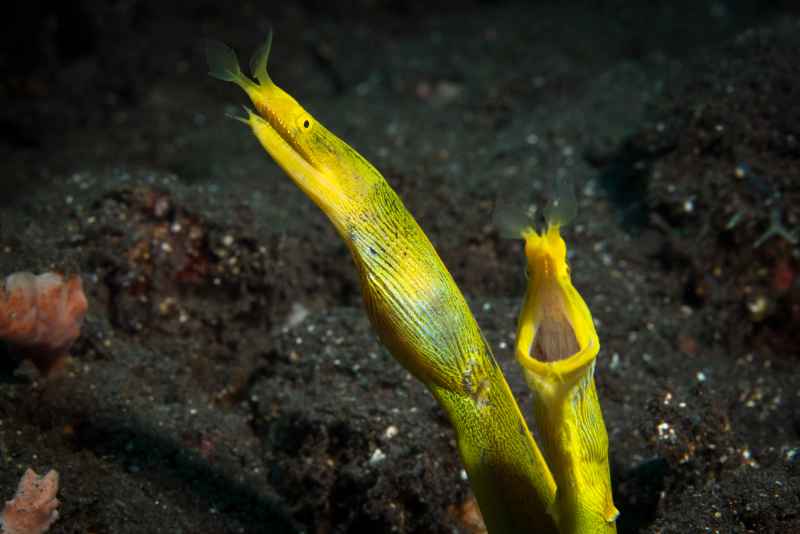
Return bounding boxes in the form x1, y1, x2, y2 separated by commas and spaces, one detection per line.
518, 335, 598, 401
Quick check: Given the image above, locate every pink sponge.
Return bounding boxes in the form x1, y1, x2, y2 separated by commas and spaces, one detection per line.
0, 272, 88, 375
1, 468, 60, 534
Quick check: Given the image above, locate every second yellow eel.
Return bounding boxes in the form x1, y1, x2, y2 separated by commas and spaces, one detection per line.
514, 215, 618, 534
207, 33, 558, 533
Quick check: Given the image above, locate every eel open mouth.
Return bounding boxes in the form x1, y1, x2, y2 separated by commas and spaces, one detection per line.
530, 313, 580, 363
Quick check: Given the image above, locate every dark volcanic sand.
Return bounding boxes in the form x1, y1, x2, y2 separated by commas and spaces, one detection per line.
1, 1, 798, 533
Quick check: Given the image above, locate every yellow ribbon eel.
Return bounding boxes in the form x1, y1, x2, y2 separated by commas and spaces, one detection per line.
513, 184, 619, 534
207, 33, 558, 533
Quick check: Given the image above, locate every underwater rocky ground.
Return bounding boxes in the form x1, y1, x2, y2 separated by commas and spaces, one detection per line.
1, 1, 799, 532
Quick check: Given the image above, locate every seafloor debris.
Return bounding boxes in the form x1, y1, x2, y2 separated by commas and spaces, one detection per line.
0, 468, 60, 534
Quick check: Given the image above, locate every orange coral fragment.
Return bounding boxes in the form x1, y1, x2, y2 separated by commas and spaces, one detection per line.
1, 468, 60, 534
448, 495, 487, 534
0, 273, 88, 375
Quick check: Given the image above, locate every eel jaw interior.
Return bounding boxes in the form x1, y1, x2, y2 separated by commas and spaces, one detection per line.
529, 304, 581, 364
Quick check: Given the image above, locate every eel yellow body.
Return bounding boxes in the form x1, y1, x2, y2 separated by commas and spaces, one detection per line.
207, 34, 557, 533
514, 204, 618, 533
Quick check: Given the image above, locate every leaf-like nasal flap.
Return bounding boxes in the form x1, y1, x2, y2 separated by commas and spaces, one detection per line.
205, 40, 242, 82
249, 29, 274, 85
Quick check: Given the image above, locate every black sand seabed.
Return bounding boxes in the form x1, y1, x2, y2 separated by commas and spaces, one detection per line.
1, 1, 798, 532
